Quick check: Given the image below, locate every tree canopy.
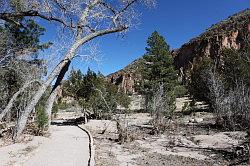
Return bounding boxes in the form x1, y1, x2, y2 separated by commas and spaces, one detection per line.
62, 68, 131, 119
137, 31, 180, 115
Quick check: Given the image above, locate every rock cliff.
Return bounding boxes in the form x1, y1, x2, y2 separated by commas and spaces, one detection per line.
173, 9, 250, 83
106, 58, 144, 94
107, 9, 250, 93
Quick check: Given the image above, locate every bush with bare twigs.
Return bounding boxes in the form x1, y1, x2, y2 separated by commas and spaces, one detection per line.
201, 65, 250, 131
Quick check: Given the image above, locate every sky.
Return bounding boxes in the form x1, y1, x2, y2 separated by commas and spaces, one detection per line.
40, 0, 250, 76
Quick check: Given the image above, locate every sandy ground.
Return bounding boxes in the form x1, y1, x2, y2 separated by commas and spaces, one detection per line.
0, 125, 90, 166
84, 113, 248, 166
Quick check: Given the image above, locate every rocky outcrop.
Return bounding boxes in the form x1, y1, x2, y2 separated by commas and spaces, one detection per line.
107, 70, 135, 94
107, 9, 250, 93
173, 9, 250, 83
107, 58, 144, 94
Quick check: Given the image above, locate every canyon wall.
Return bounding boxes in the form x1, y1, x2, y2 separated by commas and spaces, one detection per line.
107, 9, 250, 93
173, 9, 250, 83
107, 58, 143, 94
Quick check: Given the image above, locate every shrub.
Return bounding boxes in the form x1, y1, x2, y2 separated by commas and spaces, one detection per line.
116, 120, 136, 143
181, 101, 192, 114
218, 83, 250, 130
52, 102, 59, 118
149, 84, 170, 134
35, 105, 48, 135
174, 85, 187, 98
202, 66, 250, 130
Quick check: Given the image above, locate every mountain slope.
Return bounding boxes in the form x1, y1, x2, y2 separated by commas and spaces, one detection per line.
107, 58, 144, 94
173, 9, 250, 83
107, 9, 250, 93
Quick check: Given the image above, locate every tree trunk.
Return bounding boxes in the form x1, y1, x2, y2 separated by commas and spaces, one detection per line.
13, 52, 75, 140
44, 86, 58, 128
0, 80, 41, 121
45, 60, 71, 128
13, 27, 127, 140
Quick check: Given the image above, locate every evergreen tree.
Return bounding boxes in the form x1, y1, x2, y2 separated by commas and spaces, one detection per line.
145, 31, 170, 56
139, 31, 179, 115
0, 7, 51, 118
188, 58, 212, 104
62, 69, 84, 99
221, 47, 250, 89
62, 68, 130, 119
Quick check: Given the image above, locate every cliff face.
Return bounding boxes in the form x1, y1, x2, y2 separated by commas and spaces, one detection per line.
107, 58, 144, 94
107, 9, 250, 93
173, 9, 250, 83
107, 70, 135, 94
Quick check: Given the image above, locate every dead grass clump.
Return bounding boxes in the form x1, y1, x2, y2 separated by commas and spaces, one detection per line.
150, 118, 168, 135
116, 121, 137, 144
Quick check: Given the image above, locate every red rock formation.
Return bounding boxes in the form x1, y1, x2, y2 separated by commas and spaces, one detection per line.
173, 9, 250, 83
107, 70, 135, 94
107, 9, 250, 92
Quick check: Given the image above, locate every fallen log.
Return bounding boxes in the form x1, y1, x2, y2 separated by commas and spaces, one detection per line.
51, 116, 86, 125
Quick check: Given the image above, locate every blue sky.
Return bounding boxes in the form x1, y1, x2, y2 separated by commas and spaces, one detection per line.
40, 0, 250, 76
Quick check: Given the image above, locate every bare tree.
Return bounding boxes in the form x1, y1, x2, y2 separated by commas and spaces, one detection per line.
201, 66, 226, 119
202, 66, 250, 130
0, 0, 156, 139
150, 84, 169, 134
226, 82, 250, 130
0, 57, 45, 121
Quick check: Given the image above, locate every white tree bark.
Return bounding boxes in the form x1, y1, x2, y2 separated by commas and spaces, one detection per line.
1, 0, 156, 140
44, 86, 59, 128
14, 27, 126, 139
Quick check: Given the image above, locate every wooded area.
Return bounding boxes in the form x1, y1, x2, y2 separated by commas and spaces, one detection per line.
0, 0, 155, 139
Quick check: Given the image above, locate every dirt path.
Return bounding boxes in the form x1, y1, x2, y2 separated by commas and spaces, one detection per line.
0, 125, 91, 166
23, 125, 90, 166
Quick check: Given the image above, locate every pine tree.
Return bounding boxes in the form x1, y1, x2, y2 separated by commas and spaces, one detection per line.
139, 31, 179, 115
62, 68, 130, 119
0, 5, 51, 120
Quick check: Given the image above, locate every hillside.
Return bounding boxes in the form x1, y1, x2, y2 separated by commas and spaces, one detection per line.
107, 58, 145, 94
173, 8, 250, 83
107, 9, 250, 92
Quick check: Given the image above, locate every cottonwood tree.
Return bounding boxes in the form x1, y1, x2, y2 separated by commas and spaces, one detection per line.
0, 0, 156, 139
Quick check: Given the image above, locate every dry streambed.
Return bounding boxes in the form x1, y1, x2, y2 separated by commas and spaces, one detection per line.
83, 113, 248, 166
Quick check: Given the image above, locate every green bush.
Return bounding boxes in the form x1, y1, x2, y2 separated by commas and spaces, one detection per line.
52, 102, 59, 118
57, 100, 69, 110
35, 105, 48, 135
221, 47, 250, 89
188, 58, 212, 104
181, 101, 193, 115
174, 85, 187, 98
